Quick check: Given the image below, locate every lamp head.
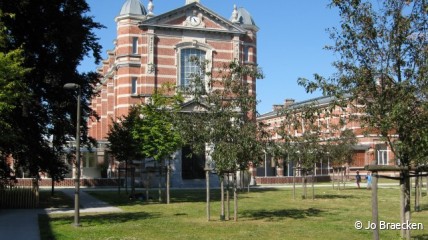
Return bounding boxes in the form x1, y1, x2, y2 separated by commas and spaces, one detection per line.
63, 83, 80, 90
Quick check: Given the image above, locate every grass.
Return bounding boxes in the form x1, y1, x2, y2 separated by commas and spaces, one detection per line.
39, 186, 428, 240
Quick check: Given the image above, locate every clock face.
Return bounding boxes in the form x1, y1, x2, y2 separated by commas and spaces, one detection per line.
190, 16, 201, 26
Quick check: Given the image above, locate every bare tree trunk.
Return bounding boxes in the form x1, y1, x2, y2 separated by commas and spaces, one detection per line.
166, 164, 170, 204
206, 169, 210, 221
158, 161, 163, 203
371, 171, 379, 240
332, 168, 335, 189
312, 170, 315, 200
226, 173, 230, 220
233, 173, 238, 222
51, 178, 55, 196
414, 172, 419, 212
146, 170, 149, 201
293, 169, 296, 199
125, 160, 128, 194
400, 171, 411, 240
404, 174, 411, 240
220, 175, 225, 221
426, 175, 428, 196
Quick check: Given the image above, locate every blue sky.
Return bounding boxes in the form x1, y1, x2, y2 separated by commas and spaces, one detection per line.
81, 0, 341, 114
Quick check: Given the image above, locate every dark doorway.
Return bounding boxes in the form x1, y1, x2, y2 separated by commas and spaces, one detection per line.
182, 146, 206, 179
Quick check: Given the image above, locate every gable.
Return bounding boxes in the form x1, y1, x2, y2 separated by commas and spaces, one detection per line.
180, 99, 209, 113
140, 3, 245, 34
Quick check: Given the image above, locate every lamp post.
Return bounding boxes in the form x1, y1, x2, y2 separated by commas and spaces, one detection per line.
64, 83, 81, 227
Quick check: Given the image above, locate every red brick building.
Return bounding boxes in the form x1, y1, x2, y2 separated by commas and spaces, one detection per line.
257, 96, 397, 182
87, 0, 259, 187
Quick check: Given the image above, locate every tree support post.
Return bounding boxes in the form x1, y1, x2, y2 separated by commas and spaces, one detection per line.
205, 168, 210, 222
371, 171, 379, 240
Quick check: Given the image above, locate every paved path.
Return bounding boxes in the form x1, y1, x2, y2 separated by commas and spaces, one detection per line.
0, 189, 122, 240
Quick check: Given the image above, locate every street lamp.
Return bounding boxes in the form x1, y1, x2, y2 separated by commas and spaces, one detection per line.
64, 83, 81, 227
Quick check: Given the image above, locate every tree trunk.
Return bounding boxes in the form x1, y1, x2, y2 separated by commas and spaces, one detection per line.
146, 168, 150, 201
332, 168, 335, 189
158, 161, 163, 203
233, 173, 238, 222
302, 171, 307, 199
206, 169, 210, 221
371, 171, 379, 240
125, 160, 128, 194
226, 173, 230, 220
51, 178, 55, 196
426, 175, 428, 196
166, 164, 170, 204
293, 169, 296, 199
220, 175, 225, 221
414, 172, 419, 212
312, 171, 315, 200
400, 171, 411, 240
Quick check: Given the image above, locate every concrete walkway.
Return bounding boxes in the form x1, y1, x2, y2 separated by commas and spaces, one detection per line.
0, 189, 122, 240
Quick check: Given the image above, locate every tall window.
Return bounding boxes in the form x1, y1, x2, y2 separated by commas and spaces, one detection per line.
131, 77, 137, 94
132, 37, 138, 54
180, 48, 206, 90
243, 46, 250, 62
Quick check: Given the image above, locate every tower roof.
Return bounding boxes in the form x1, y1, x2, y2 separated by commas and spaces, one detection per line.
119, 0, 147, 16
234, 7, 256, 26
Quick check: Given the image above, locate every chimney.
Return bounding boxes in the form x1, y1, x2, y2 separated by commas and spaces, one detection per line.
284, 98, 295, 108
272, 104, 283, 111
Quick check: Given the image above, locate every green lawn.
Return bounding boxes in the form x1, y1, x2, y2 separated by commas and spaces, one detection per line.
39, 186, 428, 240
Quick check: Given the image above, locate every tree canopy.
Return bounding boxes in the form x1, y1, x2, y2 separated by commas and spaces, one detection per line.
0, 0, 103, 180
299, 0, 428, 167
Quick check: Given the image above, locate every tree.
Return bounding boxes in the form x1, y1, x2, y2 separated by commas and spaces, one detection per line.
177, 59, 264, 221
107, 107, 142, 193
133, 89, 183, 204
298, 1, 427, 238
0, 10, 31, 183
0, 1, 103, 180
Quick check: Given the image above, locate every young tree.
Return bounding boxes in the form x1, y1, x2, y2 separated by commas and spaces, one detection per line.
0, 0, 103, 179
107, 107, 142, 193
298, 1, 427, 238
133, 90, 183, 204
177, 59, 264, 221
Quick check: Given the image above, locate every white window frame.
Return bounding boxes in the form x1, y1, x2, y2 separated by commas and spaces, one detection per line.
377, 150, 389, 165
175, 42, 213, 93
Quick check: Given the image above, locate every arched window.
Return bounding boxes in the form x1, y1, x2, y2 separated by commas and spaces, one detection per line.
180, 48, 206, 90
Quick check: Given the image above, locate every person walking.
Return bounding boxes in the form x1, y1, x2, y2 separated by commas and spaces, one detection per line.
356, 170, 361, 189
366, 172, 372, 189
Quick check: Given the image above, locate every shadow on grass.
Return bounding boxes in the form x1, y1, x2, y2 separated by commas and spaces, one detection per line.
241, 207, 323, 221
169, 189, 271, 203
39, 211, 159, 239
412, 234, 428, 240
314, 194, 357, 199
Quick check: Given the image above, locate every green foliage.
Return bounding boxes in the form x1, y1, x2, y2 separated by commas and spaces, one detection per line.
133, 89, 183, 162
176, 60, 264, 174
298, 0, 428, 166
107, 107, 142, 163
0, 0, 103, 178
